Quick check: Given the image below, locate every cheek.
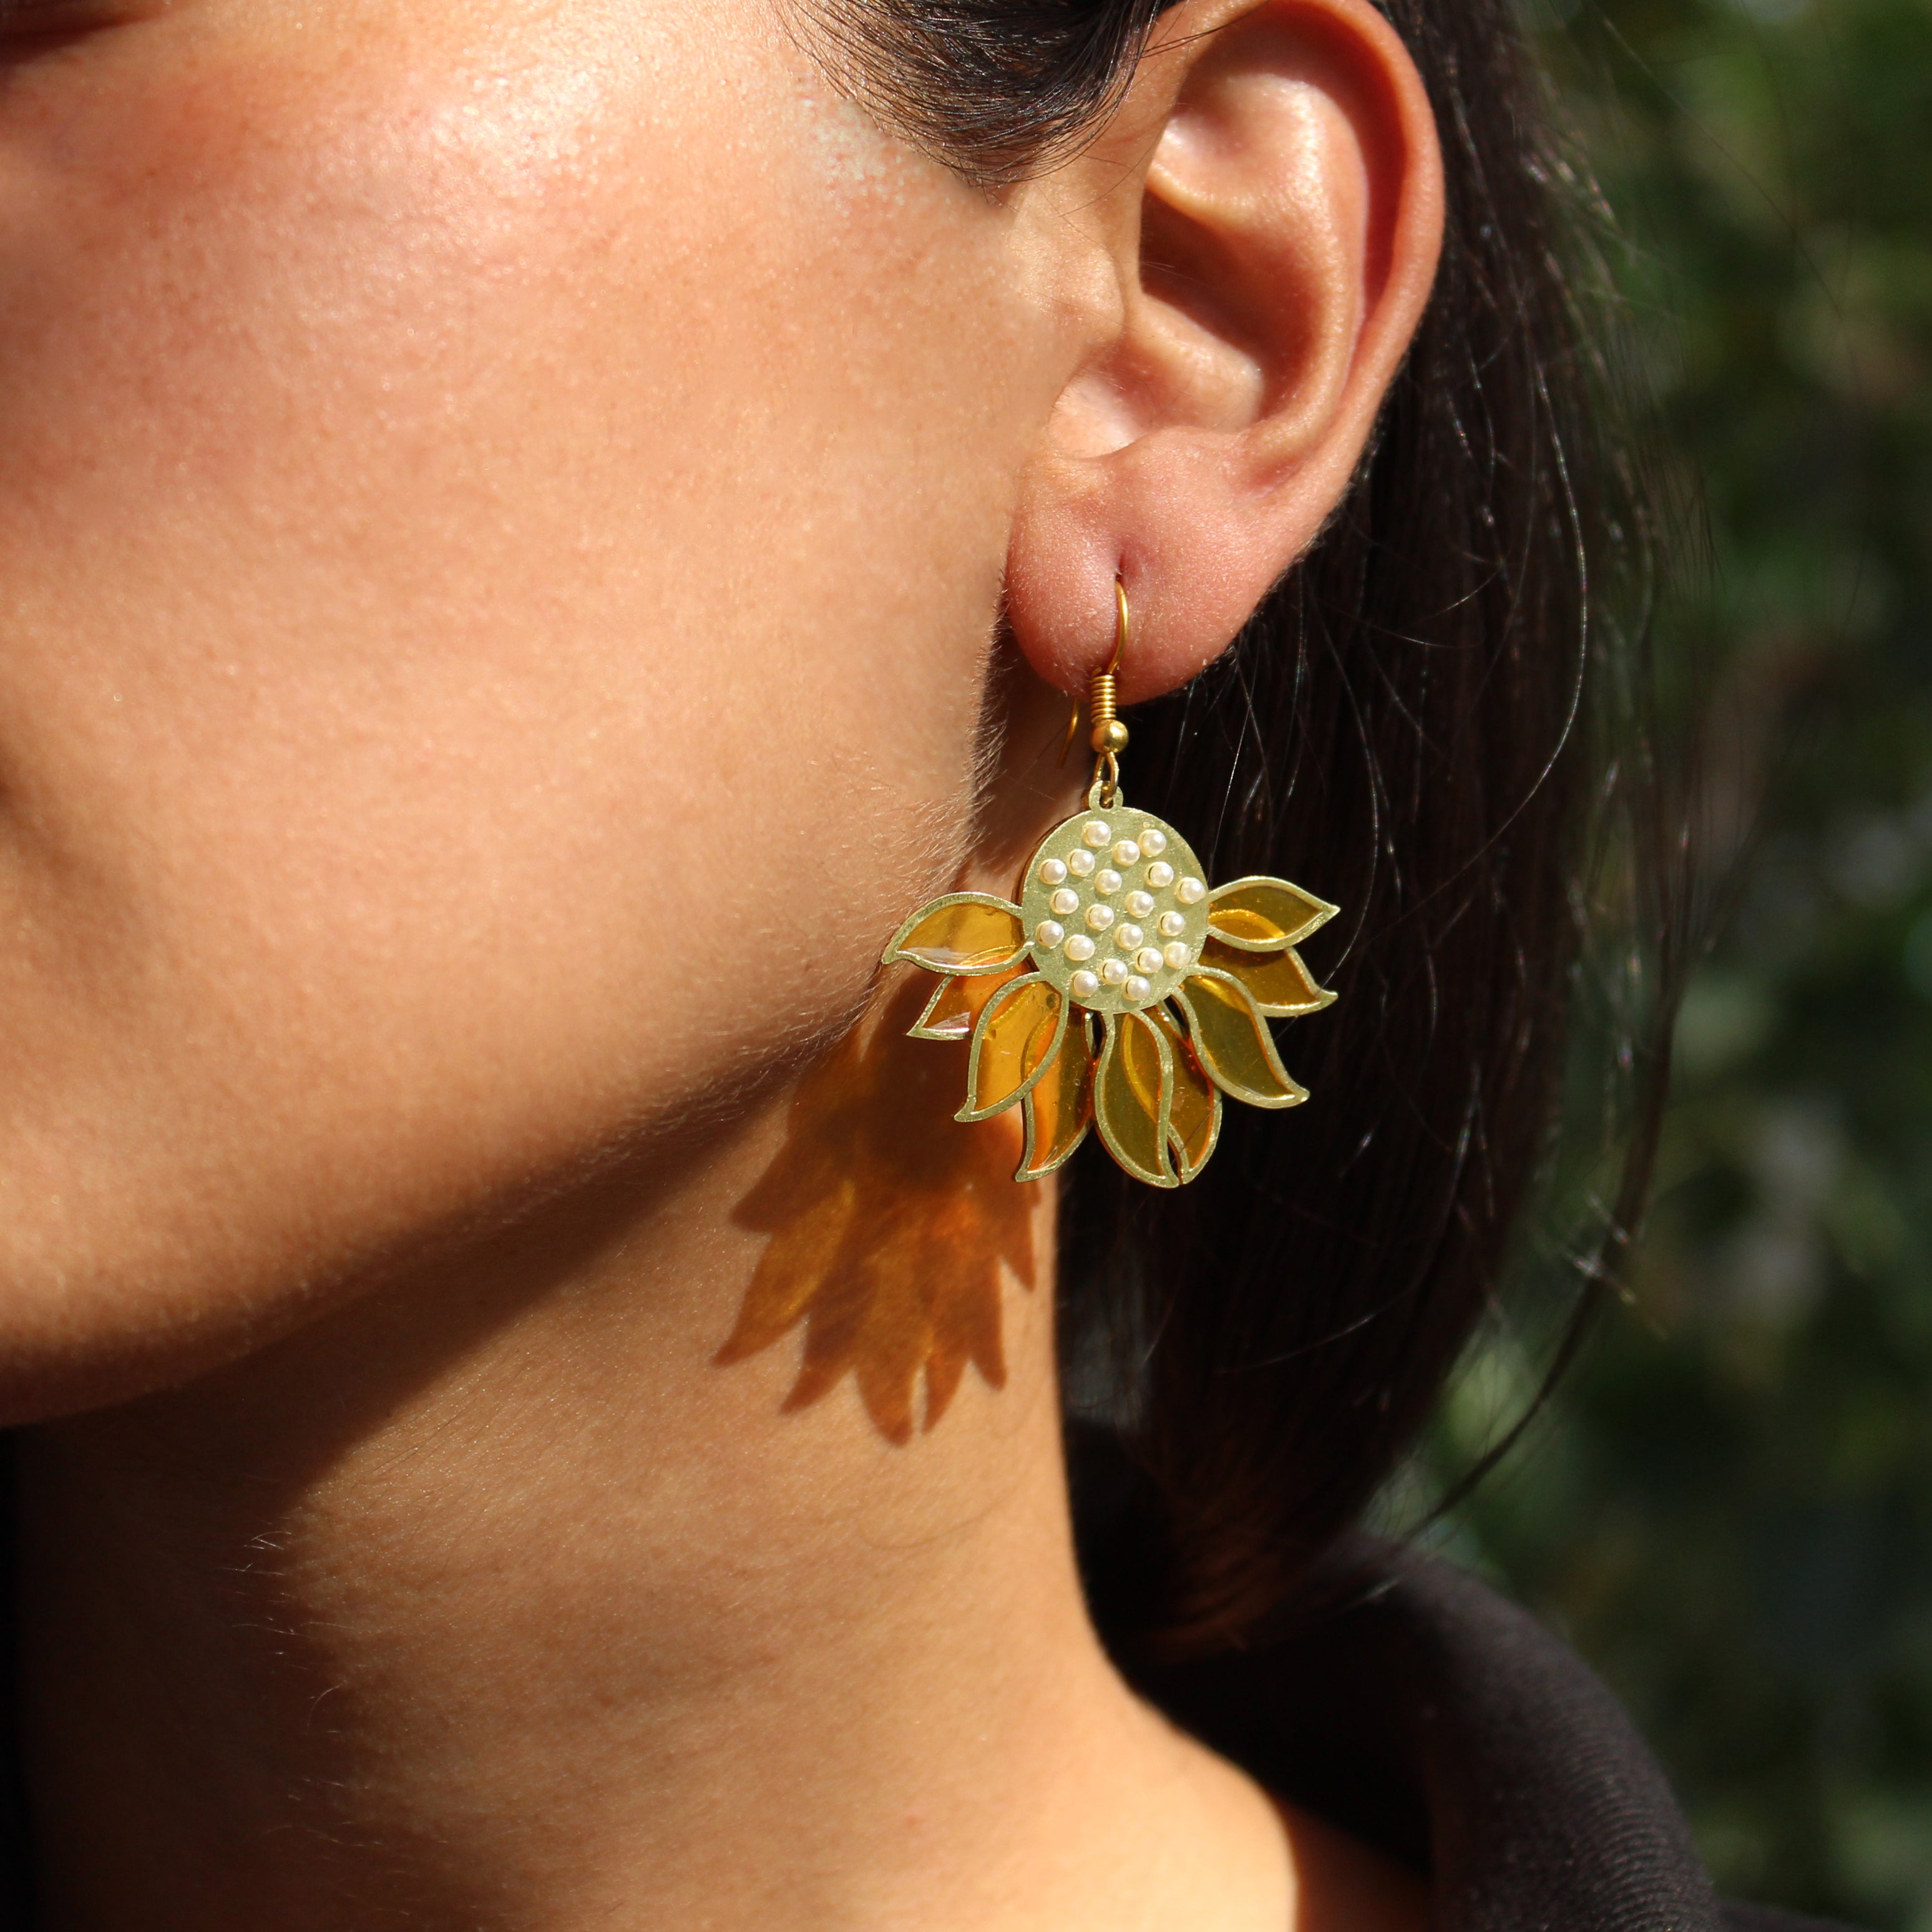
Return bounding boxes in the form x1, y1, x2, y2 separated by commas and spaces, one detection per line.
0, 0, 1047, 1404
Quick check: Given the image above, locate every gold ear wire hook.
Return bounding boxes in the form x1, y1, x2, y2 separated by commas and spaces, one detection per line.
1057, 578, 1132, 784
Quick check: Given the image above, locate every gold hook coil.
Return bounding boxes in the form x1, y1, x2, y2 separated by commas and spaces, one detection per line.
1058, 578, 1132, 803
1088, 579, 1130, 759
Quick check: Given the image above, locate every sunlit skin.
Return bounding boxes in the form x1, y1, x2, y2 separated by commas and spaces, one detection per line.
0, 0, 1444, 1925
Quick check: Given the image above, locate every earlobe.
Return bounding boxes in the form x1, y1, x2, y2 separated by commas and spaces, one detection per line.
1004, 0, 1444, 703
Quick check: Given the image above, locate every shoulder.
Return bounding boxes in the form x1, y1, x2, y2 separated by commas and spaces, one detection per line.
1131, 1535, 1863, 1932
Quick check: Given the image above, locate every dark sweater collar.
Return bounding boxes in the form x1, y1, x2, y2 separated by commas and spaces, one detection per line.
1134, 1539, 1725, 1932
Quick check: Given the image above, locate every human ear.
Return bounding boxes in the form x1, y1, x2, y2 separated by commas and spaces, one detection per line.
1003, 0, 1445, 703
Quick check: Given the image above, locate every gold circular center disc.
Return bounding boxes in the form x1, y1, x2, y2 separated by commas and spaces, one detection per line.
1018, 807, 1210, 1017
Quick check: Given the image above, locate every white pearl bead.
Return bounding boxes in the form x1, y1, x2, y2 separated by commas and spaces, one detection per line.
1115, 923, 1144, 950
1067, 849, 1096, 879
1094, 868, 1121, 897
1176, 876, 1206, 905
1163, 940, 1191, 970
1069, 969, 1100, 1001
1100, 958, 1129, 985
1139, 828, 1168, 857
1145, 861, 1174, 890
1124, 975, 1151, 1003
1050, 887, 1080, 916
1112, 839, 1141, 866
1123, 889, 1155, 919
1085, 904, 1115, 931
1082, 819, 1112, 848
1158, 911, 1186, 938
1037, 857, 1068, 886
1136, 947, 1164, 975
1035, 920, 1065, 950
1065, 934, 1096, 962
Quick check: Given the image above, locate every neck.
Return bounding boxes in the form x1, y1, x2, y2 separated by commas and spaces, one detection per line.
16, 1012, 1291, 1932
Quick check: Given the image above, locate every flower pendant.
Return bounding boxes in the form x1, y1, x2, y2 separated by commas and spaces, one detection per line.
881, 792, 1337, 1188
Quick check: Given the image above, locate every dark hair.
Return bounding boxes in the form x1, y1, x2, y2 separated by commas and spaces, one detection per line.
816, 0, 1680, 1655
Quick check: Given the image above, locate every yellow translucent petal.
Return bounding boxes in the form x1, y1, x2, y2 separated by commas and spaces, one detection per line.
1198, 937, 1336, 1017
1176, 968, 1308, 1109
1206, 877, 1338, 952
909, 964, 1028, 1040
1093, 1012, 1178, 1188
883, 894, 1027, 974
1018, 1014, 1095, 1181
1148, 1003, 1221, 1181
959, 974, 1066, 1122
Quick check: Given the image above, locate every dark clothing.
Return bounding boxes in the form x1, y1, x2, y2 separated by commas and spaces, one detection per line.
1134, 1540, 1853, 1932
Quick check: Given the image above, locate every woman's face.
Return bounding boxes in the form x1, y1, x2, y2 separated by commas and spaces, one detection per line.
0, 0, 1085, 1413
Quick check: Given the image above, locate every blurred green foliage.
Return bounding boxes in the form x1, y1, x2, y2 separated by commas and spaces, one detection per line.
1416, 0, 1932, 1923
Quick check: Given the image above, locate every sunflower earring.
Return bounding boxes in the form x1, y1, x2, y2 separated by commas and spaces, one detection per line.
881, 582, 1339, 1189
